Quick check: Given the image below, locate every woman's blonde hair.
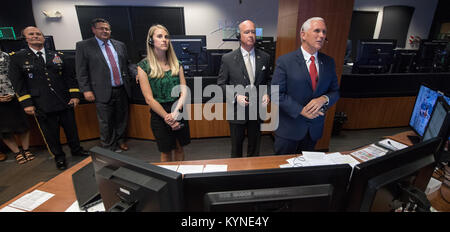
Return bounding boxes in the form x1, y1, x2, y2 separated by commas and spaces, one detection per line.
146, 24, 180, 78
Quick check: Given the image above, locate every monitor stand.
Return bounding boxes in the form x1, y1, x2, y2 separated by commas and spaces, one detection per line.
407, 135, 421, 145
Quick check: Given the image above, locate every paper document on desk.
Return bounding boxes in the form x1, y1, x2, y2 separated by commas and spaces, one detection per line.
65, 201, 82, 212
302, 151, 326, 160
350, 144, 389, 162
285, 155, 334, 167
177, 165, 204, 174
157, 165, 179, 172
377, 139, 408, 151
326, 152, 360, 168
0, 206, 26, 212
203, 165, 228, 173
9, 190, 54, 211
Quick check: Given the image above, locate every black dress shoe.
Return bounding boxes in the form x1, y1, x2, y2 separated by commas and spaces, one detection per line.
56, 159, 67, 170
72, 149, 90, 157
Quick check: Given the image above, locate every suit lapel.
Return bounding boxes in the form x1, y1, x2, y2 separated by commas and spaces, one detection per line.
254, 50, 262, 85
316, 53, 325, 93
233, 49, 250, 85
91, 38, 109, 68
296, 49, 313, 90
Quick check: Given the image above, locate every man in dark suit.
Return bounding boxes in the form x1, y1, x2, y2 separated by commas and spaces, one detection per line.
271, 17, 339, 155
8, 26, 89, 170
75, 18, 131, 152
217, 20, 271, 158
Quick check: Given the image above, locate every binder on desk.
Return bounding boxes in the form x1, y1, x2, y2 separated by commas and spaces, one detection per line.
72, 162, 102, 211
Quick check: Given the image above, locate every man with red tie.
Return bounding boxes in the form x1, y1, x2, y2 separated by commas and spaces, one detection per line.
271, 17, 340, 155
76, 18, 132, 152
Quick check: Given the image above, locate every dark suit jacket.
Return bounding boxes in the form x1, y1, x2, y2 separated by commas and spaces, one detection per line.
271, 48, 339, 141
75, 37, 131, 103
217, 48, 272, 124
8, 48, 80, 113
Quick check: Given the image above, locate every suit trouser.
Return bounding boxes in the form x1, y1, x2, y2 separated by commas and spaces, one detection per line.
95, 86, 129, 150
273, 131, 317, 155
229, 120, 261, 158
36, 108, 82, 161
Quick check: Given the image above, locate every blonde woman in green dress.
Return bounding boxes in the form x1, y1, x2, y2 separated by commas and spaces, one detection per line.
137, 24, 190, 162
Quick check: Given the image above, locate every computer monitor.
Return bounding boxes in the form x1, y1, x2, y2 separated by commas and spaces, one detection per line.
409, 84, 441, 142
422, 97, 450, 162
414, 40, 448, 72
183, 164, 352, 212
0, 39, 26, 53
352, 39, 396, 74
170, 35, 207, 76
391, 49, 417, 73
255, 28, 263, 40
0, 27, 17, 40
90, 146, 183, 212
345, 137, 442, 212
206, 49, 232, 76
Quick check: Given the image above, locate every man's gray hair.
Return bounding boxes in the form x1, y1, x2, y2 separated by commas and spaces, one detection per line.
301, 17, 325, 32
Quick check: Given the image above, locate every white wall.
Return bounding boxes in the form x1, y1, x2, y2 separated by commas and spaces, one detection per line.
32, 0, 279, 50
354, 0, 438, 49
31, 0, 439, 50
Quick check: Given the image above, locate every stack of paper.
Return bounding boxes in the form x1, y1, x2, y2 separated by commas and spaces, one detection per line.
281, 152, 360, 168
157, 164, 228, 174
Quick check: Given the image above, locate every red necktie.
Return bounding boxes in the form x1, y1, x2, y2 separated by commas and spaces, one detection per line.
104, 42, 121, 86
309, 56, 318, 91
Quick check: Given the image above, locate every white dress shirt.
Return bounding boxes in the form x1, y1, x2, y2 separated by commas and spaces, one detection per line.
28, 46, 46, 63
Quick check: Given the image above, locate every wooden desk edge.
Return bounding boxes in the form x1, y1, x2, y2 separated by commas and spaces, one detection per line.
0, 182, 45, 210
3, 130, 448, 212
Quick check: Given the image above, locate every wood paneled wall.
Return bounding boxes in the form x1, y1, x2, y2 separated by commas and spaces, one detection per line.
336, 97, 416, 129
276, 0, 354, 150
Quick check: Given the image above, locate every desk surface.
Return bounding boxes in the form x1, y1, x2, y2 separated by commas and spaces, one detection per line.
1, 131, 448, 212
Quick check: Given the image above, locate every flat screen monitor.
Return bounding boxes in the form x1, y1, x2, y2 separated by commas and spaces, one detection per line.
183, 164, 352, 212
206, 49, 232, 76
0, 39, 26, 53
414, 40, 448, 72
345, 137, 442, 212
422, 97, 450, 146
255, 28, 263, 40
352, 39, 396, 74
170, 35, 207, 76
90, 146, 183, 212
0, 27, 16, 40
409, 84, 441, 140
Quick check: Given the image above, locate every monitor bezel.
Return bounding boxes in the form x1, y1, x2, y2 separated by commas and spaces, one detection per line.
422, 96, 450, 141
183, 164, 352, 212
345, 137, 441, 212
90, 146, 184, 212
408, 83, 440, 138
